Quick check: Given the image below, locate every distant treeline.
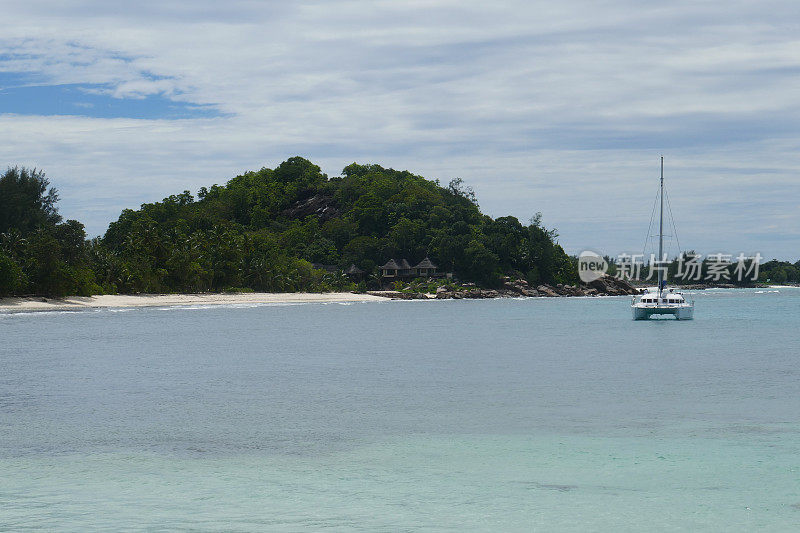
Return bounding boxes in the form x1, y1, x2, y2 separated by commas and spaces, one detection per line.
756, 260, 800, 284
604, 253, 800, 285
0, 158, 577, 297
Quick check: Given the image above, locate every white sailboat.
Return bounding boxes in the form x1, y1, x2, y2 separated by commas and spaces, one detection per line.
631, 157, 694, 320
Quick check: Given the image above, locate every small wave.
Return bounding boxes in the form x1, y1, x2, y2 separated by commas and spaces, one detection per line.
0, 308, 93, 318
155, 305, 217, 311
152, 301, 310, 312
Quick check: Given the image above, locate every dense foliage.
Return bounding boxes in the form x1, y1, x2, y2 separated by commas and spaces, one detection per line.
0, 158, 576, 296
0, 167, 100, 297
758, 259, 800, 284
94, 157, 577, 293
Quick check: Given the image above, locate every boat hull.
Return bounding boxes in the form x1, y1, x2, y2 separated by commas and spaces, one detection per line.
632, 304, 694, 320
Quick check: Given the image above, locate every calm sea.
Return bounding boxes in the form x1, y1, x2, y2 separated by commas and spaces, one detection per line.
2, 288, 799, 531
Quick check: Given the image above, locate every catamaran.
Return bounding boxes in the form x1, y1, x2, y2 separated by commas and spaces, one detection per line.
631, 157, 694, 320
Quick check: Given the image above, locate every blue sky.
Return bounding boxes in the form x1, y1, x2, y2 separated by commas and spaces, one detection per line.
1, 0, 798, 259
0, 73, 220, 119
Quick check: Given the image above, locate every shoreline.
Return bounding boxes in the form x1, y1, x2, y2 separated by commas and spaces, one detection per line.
3, 284, 795, 313
0, 292, 386, 312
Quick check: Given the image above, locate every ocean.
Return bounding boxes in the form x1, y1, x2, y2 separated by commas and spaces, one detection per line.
2, 288, 799, 531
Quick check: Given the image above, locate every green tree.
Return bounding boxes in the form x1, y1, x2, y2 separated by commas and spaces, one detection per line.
462, 241, 500, 286
0, 252, 24, 296
0, 167, 61, 234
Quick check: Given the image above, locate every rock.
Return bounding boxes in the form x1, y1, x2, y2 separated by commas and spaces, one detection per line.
405, 292, 427, 300
564, 285, 585, 296
462, 289, 484, 299
374, 291, 401, 299
503, 278, 535, 296
585, 275, 638, 296
502, 282, 521, 293
282, 194, 340, 221
398, 292, 427, 300
537, 284, 561, 297
553, 284, 572, 296
588, 277, 624, 295
370, 291, 426, 300
607, 276, 638, 295
588, 278, 610, 293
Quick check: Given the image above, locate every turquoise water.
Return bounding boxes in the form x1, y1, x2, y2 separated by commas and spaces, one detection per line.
2, 289, 799, 531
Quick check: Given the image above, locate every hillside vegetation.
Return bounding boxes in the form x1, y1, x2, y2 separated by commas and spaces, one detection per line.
1, 158, 578, 296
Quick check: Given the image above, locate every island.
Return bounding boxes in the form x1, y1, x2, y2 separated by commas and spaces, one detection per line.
1, 158, 798, 305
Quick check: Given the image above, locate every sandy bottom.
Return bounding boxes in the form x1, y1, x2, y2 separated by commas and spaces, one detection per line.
0, 292, 387, 312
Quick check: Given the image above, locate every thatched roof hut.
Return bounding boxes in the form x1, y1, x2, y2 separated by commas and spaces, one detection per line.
379, 259, 401, 271
345, 264, 364, 275
413, 257, 437, 270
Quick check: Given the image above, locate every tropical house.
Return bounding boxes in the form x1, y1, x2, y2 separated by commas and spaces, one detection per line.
344, 264, 365, 281
414, 257, 438, 277
378, 259, 398, 278
379, 257, 441, 282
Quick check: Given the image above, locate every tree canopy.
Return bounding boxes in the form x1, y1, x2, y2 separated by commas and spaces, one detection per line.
93, 158, 576, 293
0, 167, 61, 235
1, 158, 578, 296
0, 167, 98, 297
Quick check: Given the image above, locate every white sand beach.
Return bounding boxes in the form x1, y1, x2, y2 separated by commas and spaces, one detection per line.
0, 292, 387, 312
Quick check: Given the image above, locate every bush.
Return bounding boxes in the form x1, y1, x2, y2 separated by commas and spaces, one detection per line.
0, 252, 24, 296
222, 287, 255, 293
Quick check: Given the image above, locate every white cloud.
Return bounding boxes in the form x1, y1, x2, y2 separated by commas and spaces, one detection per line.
0, 1, 799, 259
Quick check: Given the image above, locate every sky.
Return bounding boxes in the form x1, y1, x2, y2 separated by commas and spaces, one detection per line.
1, 1, 798, 260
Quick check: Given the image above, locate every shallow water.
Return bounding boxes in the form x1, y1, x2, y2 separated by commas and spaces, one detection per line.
2, 289, 799, 531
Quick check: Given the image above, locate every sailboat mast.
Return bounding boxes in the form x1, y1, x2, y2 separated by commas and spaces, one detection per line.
658, 156, 664, 298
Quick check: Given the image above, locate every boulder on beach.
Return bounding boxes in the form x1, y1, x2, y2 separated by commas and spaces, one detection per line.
586, 275, 638, 296
537, 285, 561, 297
